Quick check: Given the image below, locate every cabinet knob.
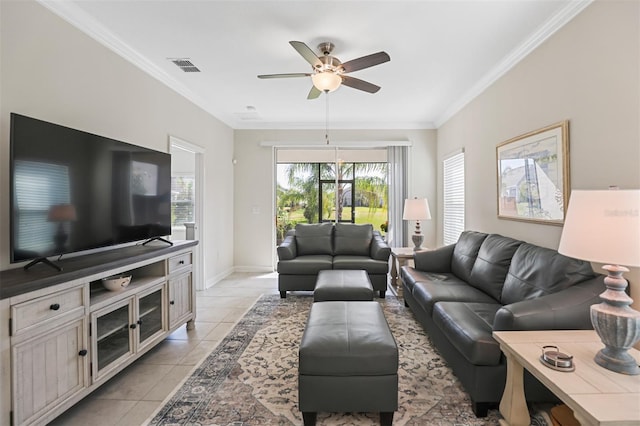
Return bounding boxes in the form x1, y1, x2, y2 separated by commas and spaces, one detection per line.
170, 300, 175, 305
179, 260, 185, 264
137, 319, 143, 325
50, 303, 60, 311
78, 349, 88, 356
130, 324, 137, 329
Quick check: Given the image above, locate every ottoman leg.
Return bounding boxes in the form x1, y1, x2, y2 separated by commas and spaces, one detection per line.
280, 291, 286, 299
302, 412, 317, 426
380, 412, 394, 426
379, 290, 386, 298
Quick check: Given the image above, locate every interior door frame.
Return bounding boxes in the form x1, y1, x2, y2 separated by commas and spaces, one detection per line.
169, 135, 205, 291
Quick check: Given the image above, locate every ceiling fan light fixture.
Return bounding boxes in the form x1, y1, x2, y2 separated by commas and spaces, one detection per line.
311, 72, 342, 92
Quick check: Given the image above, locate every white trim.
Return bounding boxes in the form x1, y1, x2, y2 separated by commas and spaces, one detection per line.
444, 147, 465, 159
168, 136, 205, 154
37, 0, 219, 124
260, 140, 411, 148
169, 136, 206, 292
435, 0, 593, 127
205, 267, 235, 289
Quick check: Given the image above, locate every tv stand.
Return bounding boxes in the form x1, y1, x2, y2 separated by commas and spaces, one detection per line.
23, 256, 63, 272
0, 240, 197, 425
142, 236, 173, 246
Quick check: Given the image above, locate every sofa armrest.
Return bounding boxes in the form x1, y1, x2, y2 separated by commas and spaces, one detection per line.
493, 275, 606, 331
370, 234, 391, 261
277, 234, 297, 260
414, 244, 455, 272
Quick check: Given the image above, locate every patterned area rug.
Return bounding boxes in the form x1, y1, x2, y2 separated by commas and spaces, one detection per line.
148, 294, 507, 425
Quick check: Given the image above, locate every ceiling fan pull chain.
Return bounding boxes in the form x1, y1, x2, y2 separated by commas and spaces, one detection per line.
325, 92, 330, 145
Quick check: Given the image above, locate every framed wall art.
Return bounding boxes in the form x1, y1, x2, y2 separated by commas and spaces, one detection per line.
496, 121, 569, 225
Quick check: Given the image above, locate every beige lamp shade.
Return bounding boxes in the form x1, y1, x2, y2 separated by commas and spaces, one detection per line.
558, 189, 640, 267
47, 204, 77, 222
403, 198, 431, 221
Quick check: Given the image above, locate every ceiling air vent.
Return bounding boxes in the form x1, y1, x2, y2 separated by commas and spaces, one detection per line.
170, 58, 201, 73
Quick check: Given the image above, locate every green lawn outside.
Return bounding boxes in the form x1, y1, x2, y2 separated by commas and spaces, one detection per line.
287, 206, 388, 233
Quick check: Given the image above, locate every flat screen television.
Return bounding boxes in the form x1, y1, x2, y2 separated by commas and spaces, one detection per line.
10, 113, 172, 270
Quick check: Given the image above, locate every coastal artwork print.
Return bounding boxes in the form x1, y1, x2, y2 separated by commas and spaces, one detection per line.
496, 121, 569, 225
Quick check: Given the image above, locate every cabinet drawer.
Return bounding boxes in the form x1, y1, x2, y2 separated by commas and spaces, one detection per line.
168, 253, 191, 273
12, 286, 85, 336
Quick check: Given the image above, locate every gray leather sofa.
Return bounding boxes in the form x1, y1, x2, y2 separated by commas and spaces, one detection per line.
400, 230, 606, 417
277, 222, 391, 298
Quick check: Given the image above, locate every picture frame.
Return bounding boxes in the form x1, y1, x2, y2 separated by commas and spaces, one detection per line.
496, 121, 570, 225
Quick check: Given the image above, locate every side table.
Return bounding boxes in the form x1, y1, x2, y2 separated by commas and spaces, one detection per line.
493, 330, 640, 426
389, 247, 427, 290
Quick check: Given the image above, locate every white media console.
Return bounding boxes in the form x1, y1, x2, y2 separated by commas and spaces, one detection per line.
0, 240, 198, 425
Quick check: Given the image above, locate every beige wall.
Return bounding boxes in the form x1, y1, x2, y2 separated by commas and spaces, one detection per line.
0, 0, 235, 284
436, 0, 640, 303
233, 129, 437, 270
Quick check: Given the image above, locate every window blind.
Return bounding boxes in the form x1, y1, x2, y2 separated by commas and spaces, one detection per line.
14, 160, 70, 251
443, 150, 465, 245
171, 176, 195, 226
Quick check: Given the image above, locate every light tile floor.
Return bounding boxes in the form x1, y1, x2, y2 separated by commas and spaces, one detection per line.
49, 272, 280, 426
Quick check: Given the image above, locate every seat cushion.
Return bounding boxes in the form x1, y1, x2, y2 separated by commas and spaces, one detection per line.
412, 275, 497, 316
299, 301, 398, 376
468, 234, 522, 301
333, 255, 389, 274
501, 243, 596, 305
333, 223, 373, 256
295, 223, 334, 255
277, 255, 333, 274
451, 231, 488, 282
433, 302, 503, 366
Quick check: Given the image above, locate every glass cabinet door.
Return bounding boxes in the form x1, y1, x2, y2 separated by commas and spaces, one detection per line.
137, 285, 166, 350
93, 299, 133, 379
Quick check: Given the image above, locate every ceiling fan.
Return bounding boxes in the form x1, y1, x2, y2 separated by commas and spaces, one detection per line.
258, 41, 390, 99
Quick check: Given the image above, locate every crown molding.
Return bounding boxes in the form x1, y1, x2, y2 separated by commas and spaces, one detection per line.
36, 0, 224, 125
434, 0, 593, 128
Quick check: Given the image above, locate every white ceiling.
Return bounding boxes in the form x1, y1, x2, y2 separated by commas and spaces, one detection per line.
40, 0, 591, 130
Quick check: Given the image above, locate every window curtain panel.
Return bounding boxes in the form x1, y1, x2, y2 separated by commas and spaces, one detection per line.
387, 146, 408, 247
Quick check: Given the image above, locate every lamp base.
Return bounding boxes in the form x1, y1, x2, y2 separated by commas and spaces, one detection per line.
411, 234, 424, 251
590, 265, 640, 376
594, 346, 640, 375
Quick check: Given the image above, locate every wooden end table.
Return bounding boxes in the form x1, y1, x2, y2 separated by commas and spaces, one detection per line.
389, 247, 427, 290
493, 330, 640, 426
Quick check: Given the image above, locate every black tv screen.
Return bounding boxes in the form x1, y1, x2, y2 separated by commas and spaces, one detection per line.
10, 113, 172, 264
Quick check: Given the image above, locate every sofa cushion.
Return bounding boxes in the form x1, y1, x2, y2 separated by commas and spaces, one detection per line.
295, 223, 334, 256
334, 223, 373, 256
277, 255, 333, 275
501, 243, 596, 305
333, 256, 389, 274
468, 234, 522, 301
433, 302, 503, 366
412, 273, 496, 316
451, 231, 488, 282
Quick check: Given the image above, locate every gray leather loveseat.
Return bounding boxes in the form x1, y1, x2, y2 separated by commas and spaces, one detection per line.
400, 230, 605, 417
277, 222, 391, 298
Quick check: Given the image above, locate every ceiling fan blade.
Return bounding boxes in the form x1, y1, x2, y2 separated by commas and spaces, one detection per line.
258, 73, 311, 79
307, 86, 322, 100
341, 75, 381, 93
341, 51, 390, 73
290, 41, 322, 68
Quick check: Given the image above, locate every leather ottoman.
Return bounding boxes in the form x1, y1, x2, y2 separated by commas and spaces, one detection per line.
313, 270, 374, 302
298, 301, 398, 425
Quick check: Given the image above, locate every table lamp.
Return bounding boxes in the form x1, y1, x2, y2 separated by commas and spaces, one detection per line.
48, 204, 77, 253
558, 188, 640, 375
403, 197, 431, 251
